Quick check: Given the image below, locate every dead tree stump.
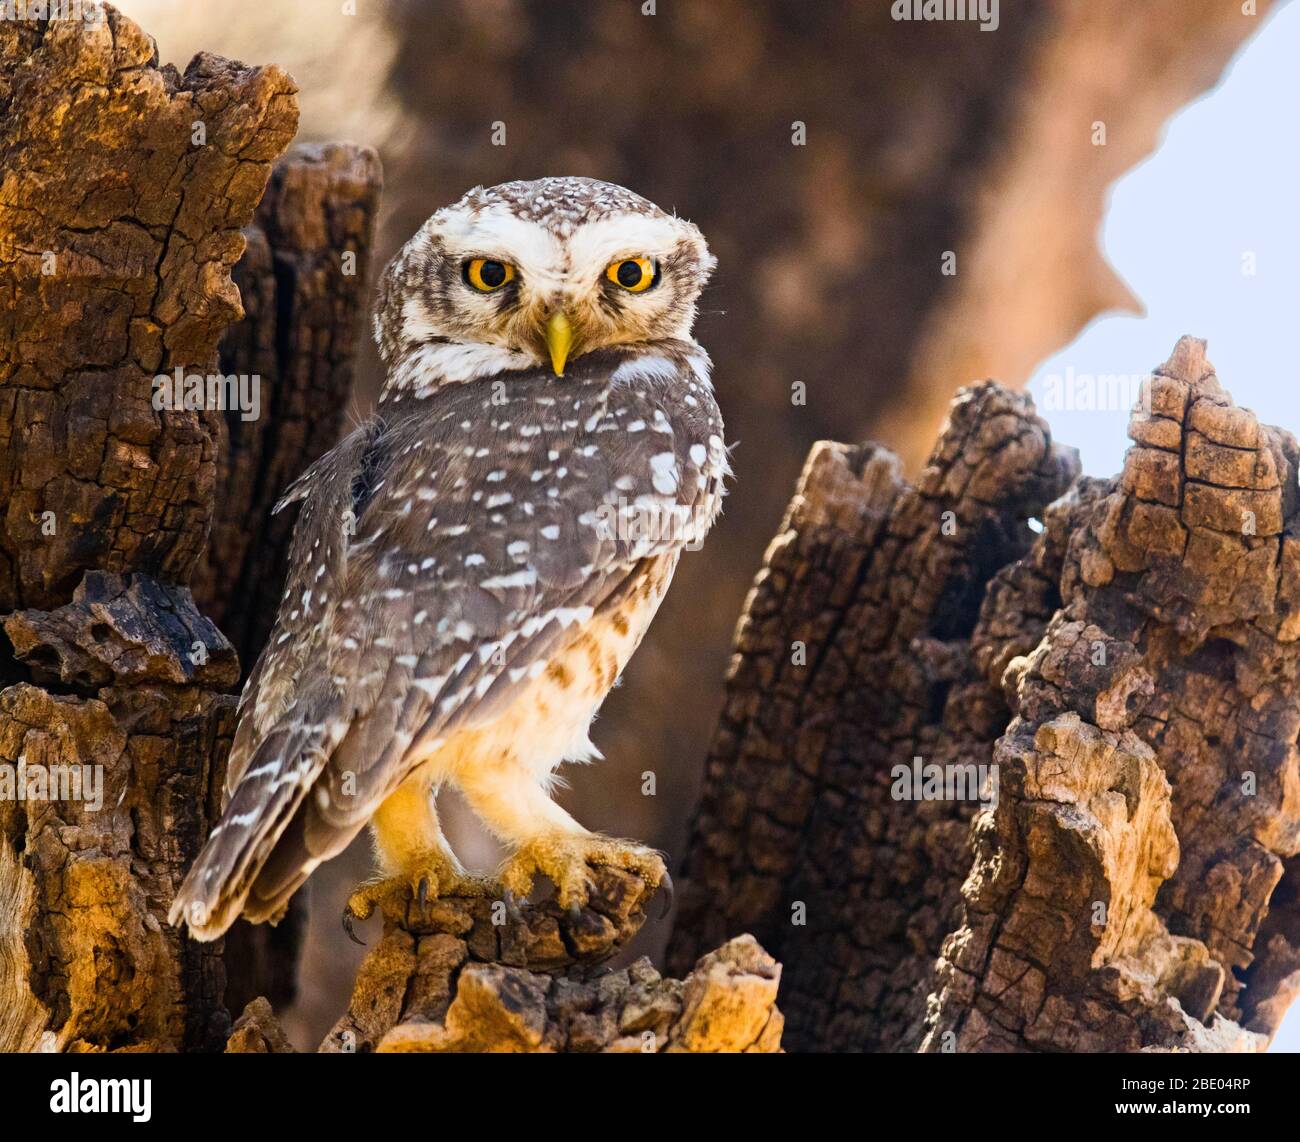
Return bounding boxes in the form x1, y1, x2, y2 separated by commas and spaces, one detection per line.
0, 8, 298, 1051
226, 866, 783, 1054
924, 336, 1300, 1051
666, 381, 1079, 1050
669, 336, 1300, 1053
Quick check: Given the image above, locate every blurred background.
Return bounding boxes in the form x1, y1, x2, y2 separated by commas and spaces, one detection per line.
111, 0, 1295, 1047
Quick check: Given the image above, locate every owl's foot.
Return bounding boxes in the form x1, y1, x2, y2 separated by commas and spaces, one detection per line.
498, 832, 668, 917
342, 852, 500, 943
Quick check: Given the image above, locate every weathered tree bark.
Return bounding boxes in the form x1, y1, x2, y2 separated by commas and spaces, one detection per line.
923, 337, 1300, 1052
666, 381, 1079, 1050
227, 866, 783, 1054
669, 336, 1300, 1053
0, 7, 297, 1051
193, 140, 383, 668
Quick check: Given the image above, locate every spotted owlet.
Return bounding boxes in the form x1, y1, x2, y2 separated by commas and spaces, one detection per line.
171, 177, 727, 941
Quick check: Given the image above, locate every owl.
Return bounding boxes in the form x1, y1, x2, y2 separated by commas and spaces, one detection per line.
170, 177, 728, 941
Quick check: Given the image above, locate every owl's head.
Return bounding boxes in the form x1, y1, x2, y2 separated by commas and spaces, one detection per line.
373, 177, 715, 384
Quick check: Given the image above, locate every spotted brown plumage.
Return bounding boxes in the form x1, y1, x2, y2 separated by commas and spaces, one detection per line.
171, 178, 727, 940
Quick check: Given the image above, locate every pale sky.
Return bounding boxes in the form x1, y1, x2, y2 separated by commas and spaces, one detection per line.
1028, 3, 1299, 473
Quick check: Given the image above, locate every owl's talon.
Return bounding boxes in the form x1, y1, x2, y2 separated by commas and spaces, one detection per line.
341, 906, 367, 946
499, 833, 667, 922
346, 856, 500, 933
568, 900, 583, 923
658, 869, 675, 919
502, 888, 525, 923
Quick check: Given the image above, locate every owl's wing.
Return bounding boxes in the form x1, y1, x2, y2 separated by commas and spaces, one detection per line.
170, 420, 385, 936
171, 350, 726, 939
221, 421, 383, 798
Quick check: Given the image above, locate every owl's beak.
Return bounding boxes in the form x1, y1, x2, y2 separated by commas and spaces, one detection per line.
544, 311, 574, 377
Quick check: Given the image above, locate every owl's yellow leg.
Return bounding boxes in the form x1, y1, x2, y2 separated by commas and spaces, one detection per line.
453, 764, 667, 913
343, 778, 498, 941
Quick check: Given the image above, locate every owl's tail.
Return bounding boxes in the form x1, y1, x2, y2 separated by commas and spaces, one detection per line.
168, 716, 354, 942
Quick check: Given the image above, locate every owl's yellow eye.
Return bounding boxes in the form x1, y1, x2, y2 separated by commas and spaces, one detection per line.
464, 258, 515, 292
606, 256, 657, 293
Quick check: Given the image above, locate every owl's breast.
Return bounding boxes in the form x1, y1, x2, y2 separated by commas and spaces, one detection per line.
418, 551, 680, 784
